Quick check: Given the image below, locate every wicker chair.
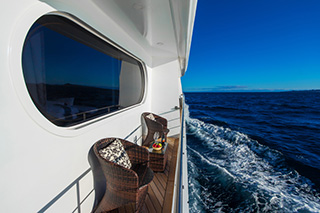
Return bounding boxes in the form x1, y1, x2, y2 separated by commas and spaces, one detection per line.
88, 138, 154, 213
141, 112, 170, 147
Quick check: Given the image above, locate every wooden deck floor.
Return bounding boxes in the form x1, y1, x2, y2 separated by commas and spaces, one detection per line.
142, 137, 179, 213
109, 137, 179, 213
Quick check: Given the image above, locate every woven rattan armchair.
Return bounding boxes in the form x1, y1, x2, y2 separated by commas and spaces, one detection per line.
141, 112, 170, 147
88, 138, 154, 213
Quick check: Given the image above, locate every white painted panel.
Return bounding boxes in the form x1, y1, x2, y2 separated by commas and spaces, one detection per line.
79, 171, 94, 205
0, 9, 151, 211
0, 1, 186, 212
151, 60, 182, 136
80, 191, 95, 213
45, 186, 77, 213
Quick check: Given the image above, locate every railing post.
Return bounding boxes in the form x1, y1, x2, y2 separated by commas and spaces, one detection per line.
177, 93, 189, 213
179, 94, 184, 122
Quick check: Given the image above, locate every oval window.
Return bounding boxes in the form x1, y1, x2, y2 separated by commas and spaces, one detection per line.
22, 15, 145, 127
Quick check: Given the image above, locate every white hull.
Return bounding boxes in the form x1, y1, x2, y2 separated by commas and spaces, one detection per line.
0, 1, 196, 212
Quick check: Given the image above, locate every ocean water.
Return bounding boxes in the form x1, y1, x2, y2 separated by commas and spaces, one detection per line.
185, 92, 320, 212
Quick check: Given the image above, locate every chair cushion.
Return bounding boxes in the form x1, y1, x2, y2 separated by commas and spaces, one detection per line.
99, 139, 132, 169
146, 113, 155, 121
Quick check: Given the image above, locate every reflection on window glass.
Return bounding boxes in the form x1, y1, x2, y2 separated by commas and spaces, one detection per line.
22, 15, 144, 127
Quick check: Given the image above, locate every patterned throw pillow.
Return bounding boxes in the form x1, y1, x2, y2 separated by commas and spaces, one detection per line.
99, 139, 132, 169
146, 113, 155, 121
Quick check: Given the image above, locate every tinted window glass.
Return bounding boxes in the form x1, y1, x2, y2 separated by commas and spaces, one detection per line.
22, 15, 144, 127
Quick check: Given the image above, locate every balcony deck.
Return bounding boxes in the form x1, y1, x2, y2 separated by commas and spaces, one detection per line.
109, 137, 180, 213
143, 137, 179, 213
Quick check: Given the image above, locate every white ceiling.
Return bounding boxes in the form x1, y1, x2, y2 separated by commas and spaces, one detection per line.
41, 0, 197, 73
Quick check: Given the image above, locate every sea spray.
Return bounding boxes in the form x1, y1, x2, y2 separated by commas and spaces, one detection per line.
186, 105, 320, 212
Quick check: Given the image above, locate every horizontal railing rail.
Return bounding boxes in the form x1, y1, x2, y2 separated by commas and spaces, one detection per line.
38, 168, 92, 213
177, 94, 189, 213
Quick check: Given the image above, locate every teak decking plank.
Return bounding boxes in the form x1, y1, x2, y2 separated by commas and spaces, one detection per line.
150, 180, 164, 206
153, 174, 165, 197
144, 194, 155, 213
141, 137, 180, 213
147, 185, 162, 213
157, 173, 167, 190
162, 137, 179, 213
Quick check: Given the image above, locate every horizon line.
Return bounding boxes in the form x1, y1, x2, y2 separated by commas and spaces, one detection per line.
183, 89, 320, 93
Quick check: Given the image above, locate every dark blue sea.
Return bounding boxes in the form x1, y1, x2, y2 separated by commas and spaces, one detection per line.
185, 91, 320, 212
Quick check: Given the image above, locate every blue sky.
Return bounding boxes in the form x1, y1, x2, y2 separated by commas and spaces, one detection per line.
182, 0, 320, 92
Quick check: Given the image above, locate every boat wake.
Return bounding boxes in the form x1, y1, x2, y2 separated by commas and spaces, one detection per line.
186, 116, 320, 212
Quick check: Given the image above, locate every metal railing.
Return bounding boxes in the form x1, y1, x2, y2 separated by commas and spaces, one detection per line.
38, 168, 92, 213
177, 94, 189, 213
38, 103, 184, 212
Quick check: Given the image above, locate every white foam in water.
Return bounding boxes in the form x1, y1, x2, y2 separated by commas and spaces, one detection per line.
188, 158, 207, 212
186, 114, 320, 212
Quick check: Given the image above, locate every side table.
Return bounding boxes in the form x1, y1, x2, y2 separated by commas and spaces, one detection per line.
148, 142, 168, 172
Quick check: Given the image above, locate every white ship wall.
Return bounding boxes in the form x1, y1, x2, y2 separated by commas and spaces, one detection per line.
0, 1, 183, 212
151, 60, 183, 136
